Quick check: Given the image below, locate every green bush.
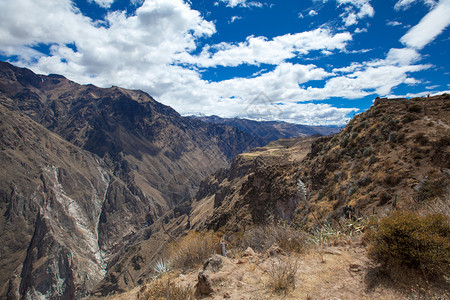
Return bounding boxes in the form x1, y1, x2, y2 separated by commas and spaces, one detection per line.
366, 212, 450, 277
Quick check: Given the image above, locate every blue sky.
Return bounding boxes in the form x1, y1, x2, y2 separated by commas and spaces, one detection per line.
0, 0, 449, 125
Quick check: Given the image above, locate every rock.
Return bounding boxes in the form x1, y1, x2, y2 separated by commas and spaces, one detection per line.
223, 291, 231, 298
236, 258, 249, 264
242, 247, 256, 257
349, 263, 362, 272
195, 271, 214, 297
203, 255, 223, 272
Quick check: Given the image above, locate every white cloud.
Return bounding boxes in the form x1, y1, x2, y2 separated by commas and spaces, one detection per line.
89, 0, 115, 8
387, 90, 450, 98
176, 29, 352, 67
387, 20, 402, 26
394, 0, 437, 10
219, 0, 263, 8
336, 0, 374, 27
400, 0, 450, 49
309, 10, 318, 16
354, 27, 368, 33
229, 16, 242, 23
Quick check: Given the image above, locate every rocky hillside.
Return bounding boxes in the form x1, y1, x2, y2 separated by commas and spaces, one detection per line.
190, 115, 342, 144
0, 61, 264, 299
297, 96, 450, 224
191, 95, 450, 233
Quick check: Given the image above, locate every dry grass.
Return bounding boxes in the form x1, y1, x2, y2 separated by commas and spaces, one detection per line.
239, 224, 308, 253
310, 217, 373, 246
167, 230, 219, 270
267, 257, 298, 295
137, 278, 194, 300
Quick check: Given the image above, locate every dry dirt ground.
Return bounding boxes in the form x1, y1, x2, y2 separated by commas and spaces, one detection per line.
101, 239, 425, 300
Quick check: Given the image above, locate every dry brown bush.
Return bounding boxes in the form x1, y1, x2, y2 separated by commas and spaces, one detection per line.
240, 224, 307, 253
167, 231, 219, 270
267, 257, 298, 294
138, 279, 194, 300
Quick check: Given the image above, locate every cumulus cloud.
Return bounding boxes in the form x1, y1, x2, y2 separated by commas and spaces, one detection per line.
336, 0, 374, 27
400, 0, 450, 49
176, 29, 352, 67
309, 10, 318, 16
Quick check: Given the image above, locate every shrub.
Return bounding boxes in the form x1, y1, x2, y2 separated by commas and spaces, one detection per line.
363, 147, 373, 157
366, 212, 450, 278
402, 113, 420, 124
168, 231, 219, 269
151, 259, 172, 279
267, 257, 298, 294
414, 172, 448, 202
414, 132, 429, 145
138, 279, 194, 300
388, 132, 397, 143
408, 104, 422, 113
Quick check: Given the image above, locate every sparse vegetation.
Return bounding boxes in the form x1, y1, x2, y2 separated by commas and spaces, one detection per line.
151, 259, 172, 279
138, 279, 195, 300
408, 104, 423, 113
366, 212, 450, 279
168, 231, 219, 269
310, 217, 370, 246
414, 171, 448, 202
267, 257, 298, 294
240, 224, 307, 253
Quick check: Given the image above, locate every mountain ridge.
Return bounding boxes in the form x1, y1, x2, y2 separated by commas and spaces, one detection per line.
188, 115, 342, 144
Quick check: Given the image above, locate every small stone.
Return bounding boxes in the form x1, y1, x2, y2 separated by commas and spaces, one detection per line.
349, 264, 361, 272
242, 247, 256, 257
236, 258, 248, 264
223, 291, 231, 298
237, 281, 246, 287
